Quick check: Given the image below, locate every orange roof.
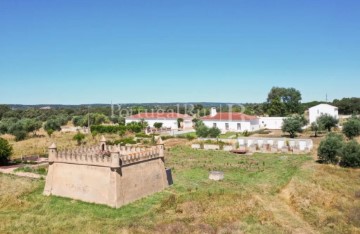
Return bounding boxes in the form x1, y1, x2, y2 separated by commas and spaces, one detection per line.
127, 112, 190, 120
201, 112, 258, 121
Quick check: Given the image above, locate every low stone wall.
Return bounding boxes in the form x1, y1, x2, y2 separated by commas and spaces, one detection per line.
192, 137, 313, 154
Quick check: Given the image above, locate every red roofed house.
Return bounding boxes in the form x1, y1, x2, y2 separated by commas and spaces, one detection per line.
125, 112, 193, 130
201, 108, 259, 133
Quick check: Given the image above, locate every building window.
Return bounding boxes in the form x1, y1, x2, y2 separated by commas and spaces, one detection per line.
237, 123, 241, 130
225, 123, 229, 130
213, 123, 217, 128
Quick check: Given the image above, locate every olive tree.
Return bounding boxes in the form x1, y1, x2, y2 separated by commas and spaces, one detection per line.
317, 133, 344, 164
317, 114, 339, 132
342, 116, 360, 139
281, 115, 307, 138
340, 140, 360, 168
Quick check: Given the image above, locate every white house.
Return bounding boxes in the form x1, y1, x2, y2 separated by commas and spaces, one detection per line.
308, 104, 339, 124
125, 112, 193, 130
201, 108, 259, 133
258, 117, 285, 130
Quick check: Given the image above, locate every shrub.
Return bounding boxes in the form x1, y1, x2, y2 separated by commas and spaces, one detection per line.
317, 114, 339, 132
186, 134, 196, 141
73, 132, 86, 145
194, 120, 221, 138
44, 119, 62, 136
311, 122, 322, 137
242, 130, 251, 137
135, 133, 151, 138
342, 116, 360, 139
195, 125, 209, 138
317, 133, 344, 164
126, 122, 143, 133
153, 122, 163, 129
90, 125, 126, 134
208, 127, 221, 138
281, 115, 307, 138
0, 137, 13, 165
340, 140, 360, 167
13, 130, 27, 141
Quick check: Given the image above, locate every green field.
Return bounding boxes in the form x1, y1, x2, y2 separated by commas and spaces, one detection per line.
0, 146, 359, 233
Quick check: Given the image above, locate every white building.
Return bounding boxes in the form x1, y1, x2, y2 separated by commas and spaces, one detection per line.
125, 112, 193, 130
308, 104, 339, 124
201, 108, 259, 133
258, 117, 285, 130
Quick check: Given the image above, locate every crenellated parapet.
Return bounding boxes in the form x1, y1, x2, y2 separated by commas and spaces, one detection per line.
48, 137, 164, 168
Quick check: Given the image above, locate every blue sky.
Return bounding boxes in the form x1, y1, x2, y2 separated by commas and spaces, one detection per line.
0, 0, 359, 104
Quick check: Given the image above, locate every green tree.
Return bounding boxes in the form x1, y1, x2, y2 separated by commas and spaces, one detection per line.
177, 118, 184, 128
317, 133, 344, 164
126, 122, 143, 133
311, 122, 322, 137
340, 140, 360, 167
342, 116, 360, 139
317, 114, 339, 132
153, 122, 163, 130
73, 131, 86, 145
20, 118, 42, 135
208, 127, 221, 138
267, 87, 302, 116
281, 115, 307, 138
0, 105, 11, 120
44, 119, 62, 137
0, 137, 13, 165
194, 120, 210, 138
13, 130, 27, 141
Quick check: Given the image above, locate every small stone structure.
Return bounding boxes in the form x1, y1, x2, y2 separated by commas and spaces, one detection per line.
209, 171, 224, 181
44, 137, 169, 208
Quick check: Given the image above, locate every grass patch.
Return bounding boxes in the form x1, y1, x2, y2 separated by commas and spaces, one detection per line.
14, 166, 48, 175
1, 146, 359, 233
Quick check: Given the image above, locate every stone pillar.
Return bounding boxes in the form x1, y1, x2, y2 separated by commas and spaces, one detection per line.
48, 142, 58, 162
44, 143, 57, 196
156, 137, 164, 157
100, 135, 107, 151
110, 150, 121, 169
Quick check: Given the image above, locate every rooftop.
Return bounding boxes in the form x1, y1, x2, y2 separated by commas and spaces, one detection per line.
201, 112, 258, 121
126, 112, 190, 120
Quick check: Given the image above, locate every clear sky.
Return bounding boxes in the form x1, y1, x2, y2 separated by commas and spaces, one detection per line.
0, 0, 359, 104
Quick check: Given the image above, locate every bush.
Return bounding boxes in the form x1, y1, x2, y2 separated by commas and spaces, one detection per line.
13, 130, 27, 141
44, 119, 62, 136
342, 116, 360, 139
194, 120, 220, 138
73, 132, 86, 145
281, 115, 307, 138
317, 114, 339, 132
135, 133, 151, 138
153, 122, 163, 129
317, 133, 344, 164
126, 122, 144, 133
90, 125, 126, 134
340, 140, 360, 168
208, 127, 221, 138
0, 137, 13, 165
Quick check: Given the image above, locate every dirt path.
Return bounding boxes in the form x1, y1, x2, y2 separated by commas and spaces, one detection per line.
0, 165, 42, 179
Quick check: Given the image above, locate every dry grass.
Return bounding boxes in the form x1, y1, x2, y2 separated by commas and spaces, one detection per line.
0, 138, 360, 233
1, 129, 123, 159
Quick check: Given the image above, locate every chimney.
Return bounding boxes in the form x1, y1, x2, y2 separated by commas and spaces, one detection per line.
210, 107, 217, 117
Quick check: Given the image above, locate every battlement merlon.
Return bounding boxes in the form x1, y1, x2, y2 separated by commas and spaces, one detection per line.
47, 136, 165, 168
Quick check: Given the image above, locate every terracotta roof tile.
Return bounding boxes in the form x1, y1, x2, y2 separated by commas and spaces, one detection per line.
127, 112, 190, 119
201, 112, 257, 121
